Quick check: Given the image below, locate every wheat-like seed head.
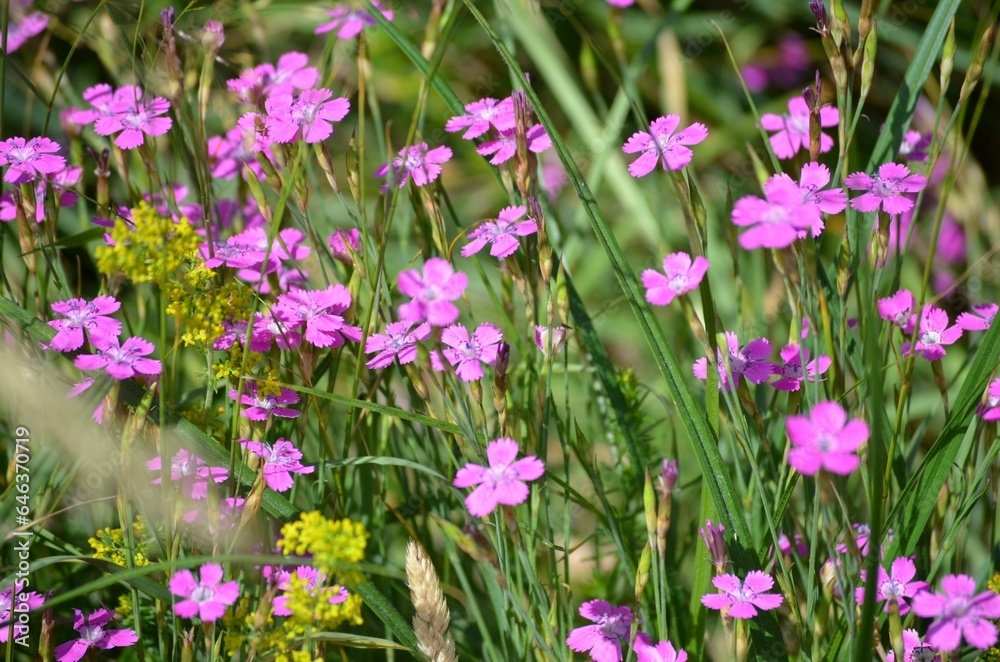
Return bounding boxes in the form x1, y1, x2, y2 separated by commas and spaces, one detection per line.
405, 540, 457, 662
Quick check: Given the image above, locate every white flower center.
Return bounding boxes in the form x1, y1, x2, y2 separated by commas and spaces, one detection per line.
190, 586, 215, 604
920, 330, 941, 346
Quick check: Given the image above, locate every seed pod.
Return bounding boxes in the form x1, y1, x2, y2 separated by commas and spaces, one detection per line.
941, 19, 957, 93
960, 23, 996, 104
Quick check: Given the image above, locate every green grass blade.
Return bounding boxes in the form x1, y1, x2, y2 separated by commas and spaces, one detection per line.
350, 580, 424, 656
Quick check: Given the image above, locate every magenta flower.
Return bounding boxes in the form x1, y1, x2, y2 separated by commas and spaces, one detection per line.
364, 321, 431, 369
476, 125, 551, 165
777, 532, 808, 557
244, 311, 303, 352
534, 325, 569, 357
854, 557, 928, 616
45, 295, 122, 352
235, 112, 272, 153
693, 332, 776, 391
701, 571, 784, 619
901, 305, 962, 361
265, 89, 350, 144
957, 302, 997, 331
453, 437, 544, 517
229, 382, 300, 421
642, 252, 709, 306
273, 567, 348, 615
845, 162, 927, 215
441, 323, 503, 382
732, 174, 820, 249
54, 609, 138, 662
93, 91, 173, 150
911, 574, 1000, 651
835, 523, 892, 557
146, 449, 229, 500
878, 289, 917, 334
795, 162, 848, 236
202, 236, 267, 270
0, 586, 44, 643
67, 84, 144, 126
273, 285, 362, 348
978, 378, 1000, 422
375, 143, 452, 190
227, 52, 319, 105
772, 344, 831, 391
74, 336, 162, 380
699, 520, 727, 573
327, 228, 361, 264
607, 0, 636, 5
240, 438, 315, 492
622, 115, 708, 177
169, 563, 240, 622
445, 97, 515, 139
397, 258, 468, 327
231, 226, 311, 274
900, 130, 932, 162
566, 600, 632, 662
885, 629, 933, 662
462, 205, 538, 259
207, 124, 272, 179
760, 95, 838, 159
0, 136, 67, 184
786, 401, 868, 476
315, 2, 393, 38
2, 9, 48, 53
634, 633, 688, 662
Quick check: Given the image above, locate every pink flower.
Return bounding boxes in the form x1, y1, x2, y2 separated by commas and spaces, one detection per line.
229, 382, 300, 421
566, 600, 632, 662
397, 258, 468, 327
693, 332, 776, 391
375, 143, 452, 189
235, 112, 272, 153
634, 633, 688, 662
93, 91, 173, 150
786, 401, 868, 476
760, 95, 838, 159
265, 89, 350, 144
622, 115, 708, 177
476, 125, 551, 165
534, 325, 569, 357
74, 336, 162, 379
845, 163, 927, 215
795, 162, 848, 236
273, 285, 362, 348
777, 532, 808, 557
231, 226, 311, 274
146, 449, 229, 499
0, 137, 67, 184
878, 289, 917, 334
2, 10, 48, 53
327, 228, 360, 264
364, 321, 431, 369
854, 557, 928, 616
45, 295, 122, 352
978, 378, 1000, 422
642, 252, 709, 306
0, 586, 44, 643
227, 52, 319, 105
169, 563, 240, 622
54, 609, 138, 662
207, 124, 272, 179
699, 520, 727, 573
245, 311, 303, 352
835, 523, 891, 557
885, 629, 934, 662
453, 437, 544, 516
900, 130, 932, 162
957, 302, 997, 331
911, 574, 1000, 651
732, 173, 820, 249
315, 2, 393, 38
701, 571, 784, 619
240, 438, 315, 492
272, 567, 348, 615
772, 344, 831, 391
901, 305, 962, 361
461, 205, 538, 259
445, 97, 515, 139
202, 236, 267, 269
441, 323, 503, 382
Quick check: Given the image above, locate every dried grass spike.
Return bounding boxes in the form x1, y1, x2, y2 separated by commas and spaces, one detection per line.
405, 540, 458, 662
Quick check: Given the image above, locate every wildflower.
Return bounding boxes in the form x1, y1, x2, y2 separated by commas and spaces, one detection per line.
772, 343, 831, 391
535, 325, 569, 357
445, 97, 515, 139
2, 8, 47, 53
169, 563, 240, 622
234, 112, 272, 153
978, 378, 1000, 422
93, 91, 173, 150
795, 162, 848, 236
231, 226, 311, 273
634, 633, 688, 662
246, 311, 303, 352
0, 586, 44, 643
207, 124, 272, 179
265, 89, 350, 144
786, 401, 868, 476
0, 136, 66, 184
201, 236, 267, 270
760, 95, 838, 159
699, 520, 727, 573
566, 600, 632, 662
607, 0, 636, 6
642, 252, 709, 306
476, 125, 551, 165
228, 382, 300, 421
886, 629, 936, 662
732, 174, 821, 249
900, 130, 932, 162
845, 162, 927, 215
878, 289, 917, 334
461, 205, 538, 259
622, 115, 708, 177
901, 305, 962, 361
273, 285, 362, 348
835, 523, 892, 557
659, 459, 680, 494
855, 557, 928, 616
911, 574, 1000, 651
957, 302, 998, 331
777, 532, 808, 557
453, 437, 544, 516
315, 1, 393, 38
74, 336, 162, 379
701, 571, 784, 619
146, 449, 229, 499
45, 295, 122, 352
227, 52, 319, 105
327, 228, 360, 264
692, 332, 776, 391
397, 257, 468, 327
364, 321, 431, 369
240, 438, 315, 492
272, 567, 347, 616
441, 323, 503, 382
54, 608, 138, 662
375, 143, 452, 190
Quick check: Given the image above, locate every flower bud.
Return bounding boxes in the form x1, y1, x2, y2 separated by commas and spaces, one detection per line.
201, 20, 225, 53
810, 1, 829, 35
699, 519, 727, 575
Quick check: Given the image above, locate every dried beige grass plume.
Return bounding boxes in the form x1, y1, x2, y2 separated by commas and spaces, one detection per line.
405, 540, 458, 662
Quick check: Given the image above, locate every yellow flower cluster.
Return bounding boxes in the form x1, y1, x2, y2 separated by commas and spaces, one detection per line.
88, 515, 151, 567
95, 203, 200, 284
213, 345, 266, 382
989, 573, 1000, 594
165, 265, 254, 347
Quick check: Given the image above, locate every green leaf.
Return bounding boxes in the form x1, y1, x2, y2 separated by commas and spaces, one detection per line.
350, 580, 423, 656
322, 455, 447, 482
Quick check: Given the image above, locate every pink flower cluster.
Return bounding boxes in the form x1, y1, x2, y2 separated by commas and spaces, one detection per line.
692, 331, 831, 393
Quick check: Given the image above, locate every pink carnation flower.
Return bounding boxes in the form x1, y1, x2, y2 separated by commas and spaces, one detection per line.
45, 295, 122, 352
878, 289, 917, 334
957, 302, 997, 331
229, 382, 300, 421
397, 258, 468, 327
445, 97, 515, 139
476, 125, 551, 165
441, 323, 503, 382
364, 321, 431, 369
327, 228, 361, 264
760, 95, 838, 159
240, 438, 315, 492
453, 437, 544, 517
93, 91, 173, 150
693, 332, 776, 391
622, 115, 708, 177
885, 629, 934, 662
461, 205, 538, 259
227, 52, 319, 105
315, 2, 393, 38
901, 305, 962, 361
634, 633, 687, 662
54, 609, 138, 662
2, 10, 48, 53
845, 162, 927, 215
375, 143, 452, 190
74, 336, 162, 380
146, 449, 229, 500
854, 557, 928, 617
772, 344, 831, 392
202, 236, 267, 270
0, 586, 44, 643
207, 124, 272, 179
535, 325, 569, 357
0, 136, 67, 184
273, 284, 362, 348
265, 89, 350, 144
700, 571, 784, 619
641, 252, 709, 306
795, 162, 848, 236
900, 130, 932, 162
169, 563, 240, 622
786, 401, 868, 476
978, 378, 1000, 422
911, 574, 1000, 651
566, 600, 632, 662
732, 173, 820, 249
